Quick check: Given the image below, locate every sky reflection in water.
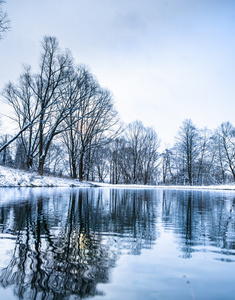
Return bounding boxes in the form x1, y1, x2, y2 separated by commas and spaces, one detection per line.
0, 188, 235, 300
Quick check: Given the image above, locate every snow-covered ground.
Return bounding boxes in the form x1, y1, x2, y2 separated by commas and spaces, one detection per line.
0, 165, 235, 190
90, 182, 235, 191
0, 166, 90, 187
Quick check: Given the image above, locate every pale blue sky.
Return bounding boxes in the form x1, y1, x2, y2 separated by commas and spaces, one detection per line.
1, 0, 235, 145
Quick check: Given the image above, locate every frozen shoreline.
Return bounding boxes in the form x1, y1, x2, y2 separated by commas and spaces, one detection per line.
90, 182, 235, 191
0, 166, 235, 190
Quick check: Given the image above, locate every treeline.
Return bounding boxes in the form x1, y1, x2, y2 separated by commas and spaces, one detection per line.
161, 119, 235, 185
0, 36, 234, 186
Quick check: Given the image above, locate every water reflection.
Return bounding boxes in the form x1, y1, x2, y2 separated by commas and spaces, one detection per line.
161, 190, 235, 259
0, 188, 158, 299
1, 188, 235, 299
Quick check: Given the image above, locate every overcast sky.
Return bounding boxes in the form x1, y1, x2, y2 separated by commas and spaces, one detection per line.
1, 0, 235, 146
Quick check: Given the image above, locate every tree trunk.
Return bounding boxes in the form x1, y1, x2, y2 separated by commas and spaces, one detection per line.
26, 156, 33, 170
72, 161, 77, 179
38, 155, 45, 176
79, 152, 84, 181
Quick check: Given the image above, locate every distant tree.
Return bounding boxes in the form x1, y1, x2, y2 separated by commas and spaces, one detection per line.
217, 122, 235, 181
42, 141, 67, 176
14, 138, 27, 169
125, 121, 160, 184
210, 130, 228, 184
175, 119, 199, 185
196, 128, 215, 185
92, 145, 110, 182
109, 137, 131, 184
0, 0, 10, 39
161, 148, 173, 184
0, 134, 13, 166
162, 122, 235, 186
142, 127, 160, 185
125, 121, 146, 184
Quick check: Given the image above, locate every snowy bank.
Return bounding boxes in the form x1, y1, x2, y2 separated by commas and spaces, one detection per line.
0, 166, 235, 190
0, 166, 91, 187
90, 182, 235, 191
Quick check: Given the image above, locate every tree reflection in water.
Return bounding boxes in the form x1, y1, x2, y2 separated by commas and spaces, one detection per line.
161, 190, 235, 259
0, 188, 157, 299
1, 188, 235, 299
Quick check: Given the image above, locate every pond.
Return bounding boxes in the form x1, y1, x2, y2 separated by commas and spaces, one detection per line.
0, 187, 235, 300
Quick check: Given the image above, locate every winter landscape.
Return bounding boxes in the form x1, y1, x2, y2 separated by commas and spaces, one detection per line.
1, 1, 235, 300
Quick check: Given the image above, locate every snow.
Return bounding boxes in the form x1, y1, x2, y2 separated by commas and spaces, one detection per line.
89, 182, 235, 191
0, 165, 91, 187
0, 165, 235, 190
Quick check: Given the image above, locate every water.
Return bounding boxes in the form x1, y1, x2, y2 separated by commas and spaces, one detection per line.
0, 187, 235, 300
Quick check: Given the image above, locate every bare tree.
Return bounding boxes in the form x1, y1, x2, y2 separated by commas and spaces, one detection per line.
1, 36, 121, 178
30, 36, 76, 175
3, 70, 40, 169
2, 36, 90, 175
210, 130, 227, 184
218, 122, 235, 181
91, 145, 110, 182
161, 148, 173, 184
175, 119, 199, 185
125, 121, 160, 184
62, 67, 99, 179
125, 121, 146, 184
142, 127, 160, 185
81, 89, 120, 181
63, 72, 120, 181
0, 0, 10, 39
160, 122, 235, 186
109, 137, 131, 184
0, 134, 13, 166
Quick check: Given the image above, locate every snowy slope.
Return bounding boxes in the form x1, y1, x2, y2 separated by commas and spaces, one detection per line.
0, 166, 90, 187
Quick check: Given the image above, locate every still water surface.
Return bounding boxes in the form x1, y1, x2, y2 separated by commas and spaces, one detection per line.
0, 187, 235, 300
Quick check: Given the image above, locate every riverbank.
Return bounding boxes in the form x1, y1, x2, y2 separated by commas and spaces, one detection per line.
0, 165, 90, 187
1, 165, 235, 190
90, 182, 235, 190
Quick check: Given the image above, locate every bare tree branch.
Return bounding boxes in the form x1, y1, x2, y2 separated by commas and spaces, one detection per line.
0, 0, 10, 39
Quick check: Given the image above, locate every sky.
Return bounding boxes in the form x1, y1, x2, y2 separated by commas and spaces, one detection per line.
0, 0, 235, 146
